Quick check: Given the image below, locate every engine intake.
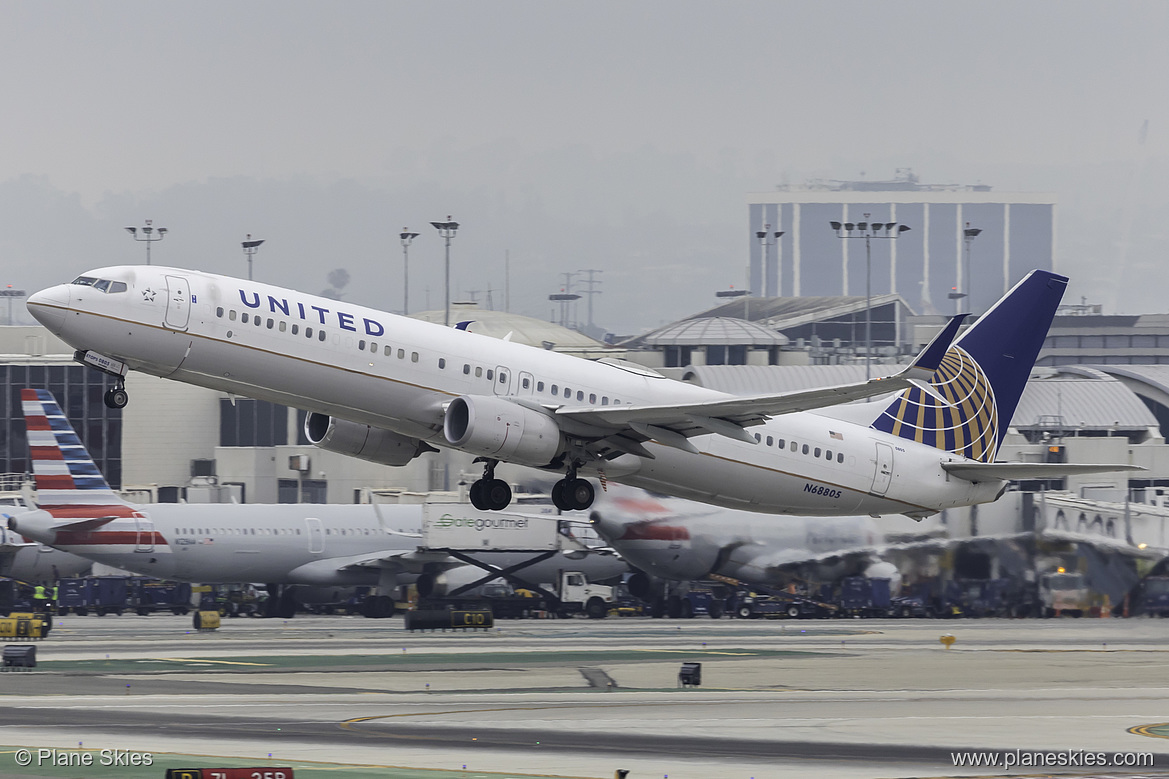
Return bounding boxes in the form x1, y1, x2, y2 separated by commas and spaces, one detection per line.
443, 395, 561, 467
304, 413, 432, 467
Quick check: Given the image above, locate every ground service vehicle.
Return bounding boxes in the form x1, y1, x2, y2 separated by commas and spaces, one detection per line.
56, 576, 129, 616
556, 571, 615, 619
1132, 575, 1169, 617
838, 576, 892, 617
1039, 571, 1091, 617
664, 589, 724, 619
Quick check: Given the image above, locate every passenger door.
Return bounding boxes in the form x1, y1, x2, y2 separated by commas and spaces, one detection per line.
305, 518, 324, 553
871, 443, 894, 496
164, 275, 191, 331
135, 516, 155, 553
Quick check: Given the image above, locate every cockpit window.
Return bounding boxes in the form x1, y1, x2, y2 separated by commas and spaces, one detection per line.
70, 277, 128, 293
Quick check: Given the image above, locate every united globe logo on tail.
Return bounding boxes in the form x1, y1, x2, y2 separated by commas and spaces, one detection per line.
870, 269, 1069, 464
872, 346, 999, 462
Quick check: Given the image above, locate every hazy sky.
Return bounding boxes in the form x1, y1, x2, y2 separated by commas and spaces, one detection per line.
3, 1, 1168, 332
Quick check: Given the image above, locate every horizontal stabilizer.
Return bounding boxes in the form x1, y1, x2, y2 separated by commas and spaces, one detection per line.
50, 516, 118, 532
943, 461, 1144, 483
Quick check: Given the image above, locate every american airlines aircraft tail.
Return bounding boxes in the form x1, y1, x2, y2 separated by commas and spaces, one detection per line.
23, 387, 141, 529
870, 270, 1065, 464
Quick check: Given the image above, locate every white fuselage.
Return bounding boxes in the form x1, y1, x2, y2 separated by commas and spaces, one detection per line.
11, 502, 627, 586
28, 266, 1003, 517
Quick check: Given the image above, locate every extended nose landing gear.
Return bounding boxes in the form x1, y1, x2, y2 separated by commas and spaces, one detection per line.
469, 459, 512, 511
551, 464, 595, 512
103, 381, 128, 410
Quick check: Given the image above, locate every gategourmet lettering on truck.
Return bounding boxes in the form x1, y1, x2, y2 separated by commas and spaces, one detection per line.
421, 504, 560, 551
434, 513, 530, 532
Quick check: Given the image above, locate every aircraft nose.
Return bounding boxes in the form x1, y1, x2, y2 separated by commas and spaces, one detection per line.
6, 510, 51, 542
27, 284, 70, 334
589, 510, 623, 541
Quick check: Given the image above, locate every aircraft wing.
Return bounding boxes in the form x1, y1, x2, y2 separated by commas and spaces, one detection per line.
942, 462, 1145, 483
326, 552, 414, 572
556, 315, 967, 453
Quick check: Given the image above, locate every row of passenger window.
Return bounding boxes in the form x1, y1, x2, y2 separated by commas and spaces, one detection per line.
217, 307, 424, 362
179, 526, 301, 536
220, 307, 328, 343
754, 432, 845, 463
219, 306, 627, 407
177, 526, 381, 537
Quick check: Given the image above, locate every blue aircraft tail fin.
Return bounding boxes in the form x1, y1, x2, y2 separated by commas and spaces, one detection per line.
22, 388, 130, 508
870, 270, 1067, 462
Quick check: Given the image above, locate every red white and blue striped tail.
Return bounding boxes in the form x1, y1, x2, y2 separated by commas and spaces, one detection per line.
22, 388, 132, 510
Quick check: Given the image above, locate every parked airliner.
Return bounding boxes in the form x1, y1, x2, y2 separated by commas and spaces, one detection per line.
27, 266, 1134, 517
589, 489, 899, 602
8, 389, 626, 617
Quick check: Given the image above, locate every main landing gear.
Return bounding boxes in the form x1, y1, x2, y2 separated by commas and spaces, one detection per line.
103, 382, 128, 409
551, 464, 595, 512
469, 460, 512, 511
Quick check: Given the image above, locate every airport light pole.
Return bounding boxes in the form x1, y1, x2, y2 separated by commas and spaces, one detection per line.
241, 235, 264, 281
754, 224, 784, 297
124, 220, 167, 265
963, 222, 982, 315
829, 216, 911, 380
430, 217, 459, 326
400, 228, 419, 315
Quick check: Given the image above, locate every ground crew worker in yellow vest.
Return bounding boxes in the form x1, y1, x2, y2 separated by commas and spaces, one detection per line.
32, 584, 48, 610
51, 585, 59, 613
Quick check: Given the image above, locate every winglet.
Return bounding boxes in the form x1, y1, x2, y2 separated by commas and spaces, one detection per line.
906, 314, 968, 378
455, 320, 474, 331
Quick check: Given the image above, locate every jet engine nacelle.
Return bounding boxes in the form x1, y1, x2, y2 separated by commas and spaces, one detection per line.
304, 413, 431, 467
416, 565, 488, 598
443, 395, 561, 467
626, 571, 665, 600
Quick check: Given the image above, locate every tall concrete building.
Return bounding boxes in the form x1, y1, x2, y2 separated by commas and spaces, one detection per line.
747, 170, 1056, 315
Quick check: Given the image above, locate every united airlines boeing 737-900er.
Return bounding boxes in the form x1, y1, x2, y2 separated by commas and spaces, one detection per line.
26, 266, 1135, 518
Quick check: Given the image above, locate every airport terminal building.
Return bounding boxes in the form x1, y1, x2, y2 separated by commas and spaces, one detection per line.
747, 171, 1056, 316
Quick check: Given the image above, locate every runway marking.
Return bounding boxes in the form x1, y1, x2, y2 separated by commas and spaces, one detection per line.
156, 657, 273, 666
631, 649, 759, 656
989, 648, 1169, 654
1128, 722, 1169, 739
